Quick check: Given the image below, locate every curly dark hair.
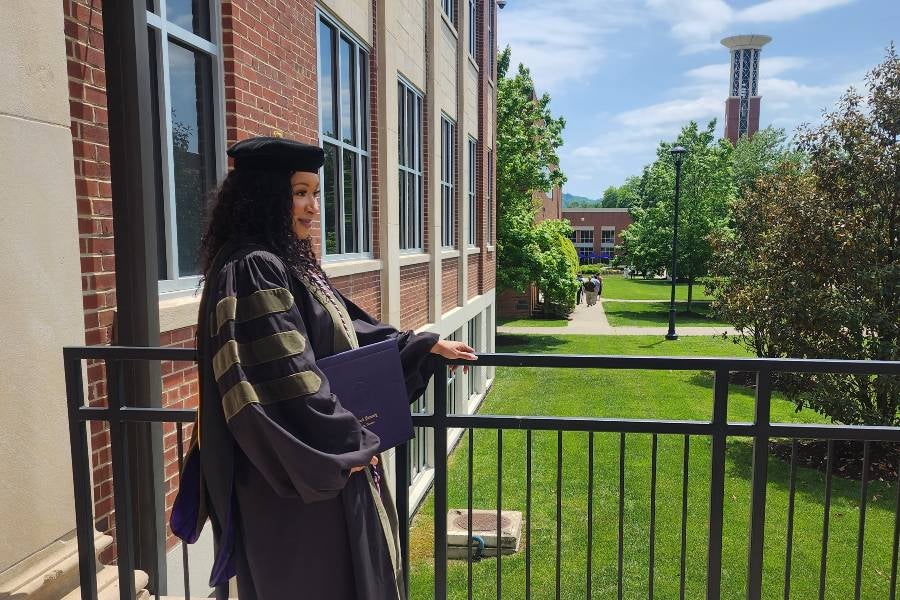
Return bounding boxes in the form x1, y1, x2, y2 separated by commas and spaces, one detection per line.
199, 168, 327, 284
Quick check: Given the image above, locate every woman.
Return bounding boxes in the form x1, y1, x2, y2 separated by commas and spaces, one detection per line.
172, 136, 477, 599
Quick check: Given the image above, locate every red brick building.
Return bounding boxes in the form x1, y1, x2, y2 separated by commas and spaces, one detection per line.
0, 0, 499, 596
562, 207, 632, 263
495, 182, 563, 318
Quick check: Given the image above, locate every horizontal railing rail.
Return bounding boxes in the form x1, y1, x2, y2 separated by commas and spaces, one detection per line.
64, 345, 900, 600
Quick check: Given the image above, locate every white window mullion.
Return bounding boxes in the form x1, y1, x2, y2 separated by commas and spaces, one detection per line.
158, 29, 179, 281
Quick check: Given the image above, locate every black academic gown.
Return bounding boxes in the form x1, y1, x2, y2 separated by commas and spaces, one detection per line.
183, 245, 439, 600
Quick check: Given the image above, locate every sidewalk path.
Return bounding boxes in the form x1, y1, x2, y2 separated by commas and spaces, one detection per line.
497, 299, 737, 337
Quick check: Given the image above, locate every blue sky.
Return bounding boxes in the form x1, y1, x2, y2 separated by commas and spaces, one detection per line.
497, 0, 899, 198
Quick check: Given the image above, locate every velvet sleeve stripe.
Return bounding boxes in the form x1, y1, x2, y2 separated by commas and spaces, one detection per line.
212, 331, 308, 380
213, 287, 294, 334
222, 371, 323, 421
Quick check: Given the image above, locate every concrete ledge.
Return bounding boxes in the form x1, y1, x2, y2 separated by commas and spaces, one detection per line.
322, 258, 382, 278
159, 294, 201, 333
398, 252, 430, 267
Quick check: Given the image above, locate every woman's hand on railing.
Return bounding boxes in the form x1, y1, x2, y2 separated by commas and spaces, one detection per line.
430, 340, 478, 374
350, 455, 378, 475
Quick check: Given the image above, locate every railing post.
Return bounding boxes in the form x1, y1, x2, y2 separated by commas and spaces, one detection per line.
64, 353, 98, 600
433, 360, 448, 600
746, 369, 772, 600
707, 368, 729, 600
106, 360, 137, 600
395, 440, 410, 598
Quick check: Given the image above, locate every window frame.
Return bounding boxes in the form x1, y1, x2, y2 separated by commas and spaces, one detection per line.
147, 0, 225, 295
466, 316, 479, 400
316, 10, 373, 261
467, 136, 477, 246
486, 147, 494, 245
398, 76, 424, 252
467, 0, 477, 59
442, 0, 456, 24
440, 115, 456, 248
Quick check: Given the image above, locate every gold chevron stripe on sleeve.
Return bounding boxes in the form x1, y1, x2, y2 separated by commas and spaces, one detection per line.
213, 287, 294, 334
212, 331, 307, 380
222, 371, 323, 421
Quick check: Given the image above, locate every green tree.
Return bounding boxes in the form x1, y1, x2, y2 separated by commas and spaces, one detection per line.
601, 185, 620, 208
496, 46, 571, 301
731, 125, 804, 193
620, 120, 735, 309
709, 46, 900, 426
533, 219, 579, 315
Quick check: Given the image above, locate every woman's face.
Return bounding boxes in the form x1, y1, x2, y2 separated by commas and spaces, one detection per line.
290, 171, 320, 240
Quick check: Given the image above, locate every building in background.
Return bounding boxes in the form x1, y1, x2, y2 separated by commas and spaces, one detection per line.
721, 34, 771, 145
0, 0, 499, 597
563, 207, 632, 264
495, 178, 563, 318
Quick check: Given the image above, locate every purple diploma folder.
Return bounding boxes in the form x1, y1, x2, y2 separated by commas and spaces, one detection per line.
317, 339, 414, 453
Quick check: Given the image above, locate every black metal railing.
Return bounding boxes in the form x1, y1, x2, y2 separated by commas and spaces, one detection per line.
65, 346, 900, 600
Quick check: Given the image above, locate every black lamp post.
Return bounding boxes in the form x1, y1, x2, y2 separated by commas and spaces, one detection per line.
666, 145, 686, 341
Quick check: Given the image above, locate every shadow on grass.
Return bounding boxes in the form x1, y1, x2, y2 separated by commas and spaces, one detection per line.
605, 306, 723, 327
495, 333, 571, 353
724, 437, 895, 504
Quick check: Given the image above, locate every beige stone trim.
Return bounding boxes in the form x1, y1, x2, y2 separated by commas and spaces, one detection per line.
441, 249, 461, 259
322, 258, 383, 278
159, 294, 201, 333
398, 252, 430, 267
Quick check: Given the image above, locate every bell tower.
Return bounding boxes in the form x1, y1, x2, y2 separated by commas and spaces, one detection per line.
721, 34, 771, 145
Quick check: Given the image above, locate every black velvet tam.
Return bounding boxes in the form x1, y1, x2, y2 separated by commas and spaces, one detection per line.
227, 136, 326, 172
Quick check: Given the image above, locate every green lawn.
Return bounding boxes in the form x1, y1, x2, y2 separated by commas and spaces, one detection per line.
603, 301, 728, 327
497, 316, 569, 328
409, 335, 898, 599
600, 275, 714, 301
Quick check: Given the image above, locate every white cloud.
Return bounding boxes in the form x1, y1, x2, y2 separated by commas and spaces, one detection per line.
498, 0, 643, 92
647, 0, 858, 53
734, 0, 855, 23
686, 56, 809, 81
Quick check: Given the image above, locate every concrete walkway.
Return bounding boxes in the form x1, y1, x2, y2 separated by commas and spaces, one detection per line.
497, 299, 737, 337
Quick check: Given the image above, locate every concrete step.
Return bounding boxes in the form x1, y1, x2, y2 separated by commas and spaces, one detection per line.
60, 563, 149, 600
0, 530, 111, 599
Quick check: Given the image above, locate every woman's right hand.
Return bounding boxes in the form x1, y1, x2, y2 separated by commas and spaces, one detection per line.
350, 455, 378, 475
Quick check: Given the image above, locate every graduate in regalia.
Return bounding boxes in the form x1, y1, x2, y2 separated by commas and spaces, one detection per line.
171, 135, 477, 599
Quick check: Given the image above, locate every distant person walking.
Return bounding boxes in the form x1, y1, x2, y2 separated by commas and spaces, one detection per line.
593, 274, 603, 297
584, 276, 598, 306
576, 273, 585, 305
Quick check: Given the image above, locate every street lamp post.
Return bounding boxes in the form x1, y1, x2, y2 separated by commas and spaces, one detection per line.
666, 145, 686, 341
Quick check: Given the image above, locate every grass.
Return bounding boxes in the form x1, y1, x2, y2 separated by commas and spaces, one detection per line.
408, 334, 899, 599
599, 275, 714, 301
497, 316, 569, 328
603, 301, 728, 327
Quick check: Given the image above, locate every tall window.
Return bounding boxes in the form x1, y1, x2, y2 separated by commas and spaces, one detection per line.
441, 116, 456, 248
488, 0, 495, 77
442, 0, 455, 23
409, 382, 430, 481
146, 1, 219, 292
468, 0, 477, 58
466, 317, 479, 400
446, 330, 460, 414
486, 148, 494, 244
318, 13, 371, 257
398, 79, 423, 251
467, 137, 477, 246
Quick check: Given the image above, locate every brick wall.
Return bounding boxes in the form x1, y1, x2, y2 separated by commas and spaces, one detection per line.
467, 254, 479, 300
399, 263, 429, 330
562, 209, 633, 253
497, 288, 531, 319
160, 326, 200, 552
331, 270, 382, 319
441, 258, 458, 314
64, 0, 118, 558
